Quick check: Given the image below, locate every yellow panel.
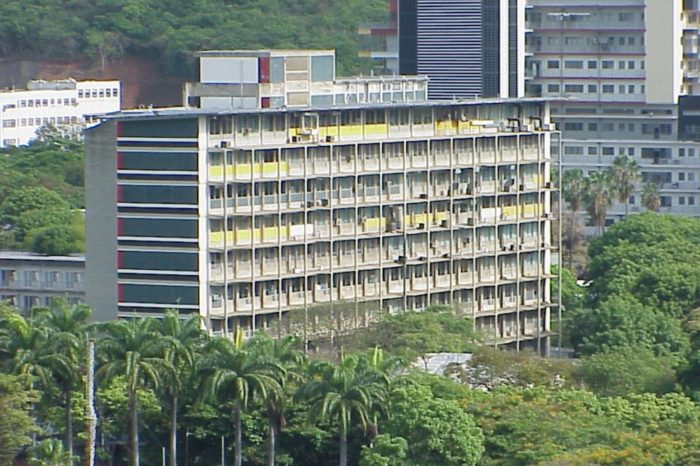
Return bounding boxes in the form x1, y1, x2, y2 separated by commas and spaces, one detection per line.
226, 232, 235, 244
210, 231, 224, 246
436, 120, 458, 135
279, 161, 289, 176
414, 213, 429, 225
365, 124, 388, 136
236, 229, 252, 243
236, 164, 252, 177
262, 162, 278, 175
263, 226, 279, 240
225, 166, 235, 177
502, 206, 518, 217
209, 166, 223, 177
340, 125, 363, 138
319, 126, 339, 140
434, 211, 449, 222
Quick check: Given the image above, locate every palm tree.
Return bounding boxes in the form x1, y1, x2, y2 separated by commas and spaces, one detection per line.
37, 301, 92, 463
610, 155, 640, 218
585, 170, 615, 235
0, 306, 53, 384
156, 311, 204, 466
199, 329, 283, 466
97, 317, 168, 466
356, 347, 396, 445
561, 169, 588, 265
29, 439, 75, 466
297, 353, 389, 466
641, 182, 661, 212
248, 334, 306, 466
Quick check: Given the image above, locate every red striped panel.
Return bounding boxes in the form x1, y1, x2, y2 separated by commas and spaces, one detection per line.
259, 57, 270, 84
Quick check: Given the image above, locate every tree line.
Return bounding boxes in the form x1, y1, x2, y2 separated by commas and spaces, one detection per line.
3, 297, 700, 466
0, 0, 388, 77
0, 137, 84, 255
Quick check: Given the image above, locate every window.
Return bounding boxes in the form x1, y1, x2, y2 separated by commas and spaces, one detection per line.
679, 148, 686, 157
588, 60, 598, 69
628, 147, 635, 156
602, 147, 615, 156
619, 85, 626, 93
564, 60, 583, 69
602, 61, 614, 69
547, 60, 560, 69
588, 123, 598, 131
619, 61, 626, 69
679, 173, 686, 181
113, 88, 119, 97
679, 196, 686, 206
20, 100, 26, 107
564, 146, 584, 155
588, 84, 598, 93
628, 85, 635, 93
588, 146, 598, 155
547, 84, 560, 93
690, 196, 696, 205
2, 119, 16, 128
564, 122, 584, 131
564, 84, 584, 93
628, 61, 635, 69
689, 173, 696, 181
602, 85, 615, 93
78, 90, 84, 98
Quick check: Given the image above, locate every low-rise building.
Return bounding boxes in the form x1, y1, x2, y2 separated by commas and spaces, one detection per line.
0, 251, 85, 312
0, 79, 121, 147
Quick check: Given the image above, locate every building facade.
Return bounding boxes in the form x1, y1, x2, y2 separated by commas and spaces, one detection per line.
526, 0, 700, 222
86, 96, 557, 351
0, 252, 84, 313
0, 79, 121, 147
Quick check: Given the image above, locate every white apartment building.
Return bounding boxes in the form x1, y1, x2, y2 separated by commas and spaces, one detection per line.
0, 79, 121, 147
0, 251, 84, 312
526, 0, 700, 222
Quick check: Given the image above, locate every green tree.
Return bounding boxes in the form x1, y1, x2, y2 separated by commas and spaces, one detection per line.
641, 182, 661, 212
577, 348, 677, 396
199, 330, 283, 466
28, 222, 85, 255
610, 156, 640, 218
561, 169, 588, 265
383, 380, 484, 466
297, 353, 388, 466
359, 434, 409, 466
248, 334, 306, 466
37, 302, 92, 461
29, 439, 75, 466
0, 186, 69, 225
585, 170, 615, 236
0, 373, 39, 466
156, 311, 204, 466
97, 317, 167, 466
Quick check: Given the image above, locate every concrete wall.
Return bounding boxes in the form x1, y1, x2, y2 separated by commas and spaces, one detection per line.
646, 0, 682, 104
85, 121, 118, 322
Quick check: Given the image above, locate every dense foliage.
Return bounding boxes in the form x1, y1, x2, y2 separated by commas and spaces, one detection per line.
3, 299, 700, 466
0, 0, 388, 77
564, 213, 700, 399
0, 138, 85, 254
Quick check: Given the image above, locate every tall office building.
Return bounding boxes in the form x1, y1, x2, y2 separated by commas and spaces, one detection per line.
85, 50, 558, 351
400, 0, 526, 100
526, 0, 700, 221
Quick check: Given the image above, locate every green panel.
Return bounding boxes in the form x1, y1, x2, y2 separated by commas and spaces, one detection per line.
121, 251, 197, 271
311, 55, 334, 82
270, 57, 285, 83
121, 284, 198, 305
121, 152, 198, 171
121, 185, 197, 204
120, 118, 198, 138
121, 217, 197, 238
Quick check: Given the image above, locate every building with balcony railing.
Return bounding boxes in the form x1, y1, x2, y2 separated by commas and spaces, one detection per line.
0, 251, 84, 312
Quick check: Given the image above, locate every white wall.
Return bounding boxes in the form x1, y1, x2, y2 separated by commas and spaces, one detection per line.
646, 0, 683, 104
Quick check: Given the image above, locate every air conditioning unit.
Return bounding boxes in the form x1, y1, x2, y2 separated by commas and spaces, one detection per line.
219, 141, 229, 148
321, 199, 329, 207
519, 184, 525, 191
545, 181, 552, 188
307, 201, 315, 208
418, 256, 428, 262
417, 223, 426, 230
326, 135, 335, 143
467, 218, 474, 226
441, 253, 450, 258
440, 220, 449, 228
509, 244, 516, 251
419, 193, 428, 199
520, 124, 534, 132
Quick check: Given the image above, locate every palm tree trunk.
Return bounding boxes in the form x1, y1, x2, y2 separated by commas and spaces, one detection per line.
267, 417, 276, 466
169, 395, 177, 466
569, 209, 577, 268
339, 427, 348, 466
128, 389, 139, 466
65, 389, 73, 464
625, 200, 629, 218
234, 405, 242, 466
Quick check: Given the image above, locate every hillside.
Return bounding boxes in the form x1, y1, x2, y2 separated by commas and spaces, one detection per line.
0, 0, 388, 80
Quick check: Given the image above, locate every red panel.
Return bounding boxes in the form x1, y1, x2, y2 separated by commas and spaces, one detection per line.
116, 121, 123, 137
117, 250, 123, 268
261, 97, 271, 108
117, 185, 123, 202
259, 57, 270, 84
117, 218, 124, 236
116, 151, 123, 169
117, 284, 124, 302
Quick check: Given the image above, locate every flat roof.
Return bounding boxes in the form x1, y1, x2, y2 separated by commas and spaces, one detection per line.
0, 251, 85, 263
93, 97, 551, 124
196, 50, 335, 58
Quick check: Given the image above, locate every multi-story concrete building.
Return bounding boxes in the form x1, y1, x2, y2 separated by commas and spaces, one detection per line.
85, 51, 558, 351
0, 79, 121, 147
526, 0, 700, 222
0, 251, 84, 312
